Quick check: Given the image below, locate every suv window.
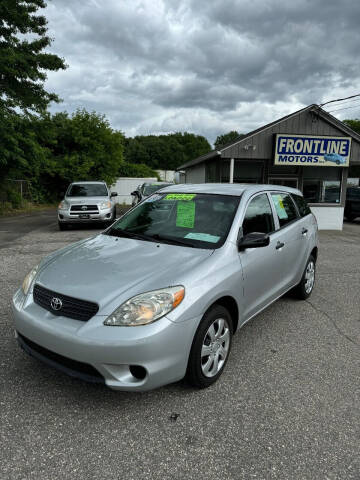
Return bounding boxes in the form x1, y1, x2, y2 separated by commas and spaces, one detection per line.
242, 194, 274, 236
270, 193, 298, 227
292, 194, 312, 217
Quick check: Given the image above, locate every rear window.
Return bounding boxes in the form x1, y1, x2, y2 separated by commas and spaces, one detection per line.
292, 194, 312, 217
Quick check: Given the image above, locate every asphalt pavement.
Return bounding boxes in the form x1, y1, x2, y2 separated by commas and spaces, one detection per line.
0, 212, 359, 480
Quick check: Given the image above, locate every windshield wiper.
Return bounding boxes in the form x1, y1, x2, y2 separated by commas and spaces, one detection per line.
150, 233, 196, 248
106, 228, 155, 242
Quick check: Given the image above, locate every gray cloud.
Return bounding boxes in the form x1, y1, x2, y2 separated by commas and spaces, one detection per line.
44, 0, 360, 143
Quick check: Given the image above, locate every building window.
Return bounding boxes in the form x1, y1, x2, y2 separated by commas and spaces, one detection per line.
303, 167, 342, 204
234, 161, 263, 183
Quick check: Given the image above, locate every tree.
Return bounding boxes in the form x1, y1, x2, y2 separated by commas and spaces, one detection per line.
118, 162, 159, 179
124, 132, 211, 170
37, 110, 125, 197
214, 131, 245, 150
0, 0, 66, 115
343, 119, 360, 135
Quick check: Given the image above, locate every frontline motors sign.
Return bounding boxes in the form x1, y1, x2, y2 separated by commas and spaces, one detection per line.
274, 134, 351, 167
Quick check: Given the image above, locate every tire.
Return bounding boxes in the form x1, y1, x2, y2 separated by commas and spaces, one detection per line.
58, 222, 67, 231
345, 211, 355, 221
187, 305, 233, 388
292, 255, 316, 300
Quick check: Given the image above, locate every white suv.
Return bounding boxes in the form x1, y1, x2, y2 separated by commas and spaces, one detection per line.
58, 181, 117, 230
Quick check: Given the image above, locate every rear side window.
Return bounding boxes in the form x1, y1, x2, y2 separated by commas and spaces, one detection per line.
292, 194, 312, 217
242, 193, 275, 236
270, 193, 298, 228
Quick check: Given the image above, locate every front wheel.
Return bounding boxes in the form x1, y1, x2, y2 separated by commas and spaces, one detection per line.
58, 222, 68, 231
293, 255, 316, 300
187, 305, 233, 388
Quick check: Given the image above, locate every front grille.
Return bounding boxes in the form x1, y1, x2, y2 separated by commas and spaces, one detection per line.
33, 284, 99, 321
18, 333, 104, 384
70, 204, 99, 213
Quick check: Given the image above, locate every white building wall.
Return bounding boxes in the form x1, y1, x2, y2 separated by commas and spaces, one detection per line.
112, 177, 157, 205
156, 170, 175, 182
310, 206, 344, 230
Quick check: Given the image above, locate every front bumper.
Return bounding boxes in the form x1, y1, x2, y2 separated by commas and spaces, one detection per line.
58, 207, 113, 223
12, 289, 199, 391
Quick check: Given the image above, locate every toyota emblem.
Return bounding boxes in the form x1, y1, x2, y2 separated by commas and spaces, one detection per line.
50, 297, 63, 311
81, 205, 87, 211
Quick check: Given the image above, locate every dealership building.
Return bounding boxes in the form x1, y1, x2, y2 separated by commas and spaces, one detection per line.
177, 104, 360, 229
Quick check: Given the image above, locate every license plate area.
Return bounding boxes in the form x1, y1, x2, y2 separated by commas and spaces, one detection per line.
79, 214, 90, 219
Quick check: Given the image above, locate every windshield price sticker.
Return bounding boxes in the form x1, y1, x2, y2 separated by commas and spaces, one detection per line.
176, 201, 195, 228
185, 232, 220, 243
165, 194, 196, 201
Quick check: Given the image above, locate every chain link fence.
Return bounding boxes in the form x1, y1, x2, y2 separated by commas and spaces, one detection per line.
0, 179, 33, 210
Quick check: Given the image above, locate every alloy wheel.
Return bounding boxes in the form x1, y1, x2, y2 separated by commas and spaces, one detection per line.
201, 318, 230, 378
304, 260, 315, 294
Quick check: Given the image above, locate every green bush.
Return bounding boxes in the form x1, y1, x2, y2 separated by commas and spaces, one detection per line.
118, 162, 160, 179
7, 189, 23, 208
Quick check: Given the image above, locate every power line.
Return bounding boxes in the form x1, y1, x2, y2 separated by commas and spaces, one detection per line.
328, 103, 360, 113
320, 93, 360, 108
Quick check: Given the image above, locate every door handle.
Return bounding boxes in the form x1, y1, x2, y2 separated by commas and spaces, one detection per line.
302, 228, 308, 235
276, 241, 285, 250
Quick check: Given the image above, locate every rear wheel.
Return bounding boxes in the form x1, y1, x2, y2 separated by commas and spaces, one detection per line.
187, 305, 233, 388
293, 255, 316, 300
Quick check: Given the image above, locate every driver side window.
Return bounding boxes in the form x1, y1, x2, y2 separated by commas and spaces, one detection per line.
242, 193, 275, 236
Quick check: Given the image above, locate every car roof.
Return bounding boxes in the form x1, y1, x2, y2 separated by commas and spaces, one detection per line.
143, 182, 173, 185
159, 183, 302, 196
70, 181, 106, 185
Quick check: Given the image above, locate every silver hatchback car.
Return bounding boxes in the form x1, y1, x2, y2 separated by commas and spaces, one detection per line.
58, 181, 118, 230
13, 184, 318, 391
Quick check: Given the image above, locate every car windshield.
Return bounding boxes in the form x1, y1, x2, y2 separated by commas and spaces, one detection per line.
142, 184, 172, 196
67, 184, 108, 197
106, 193, 240, 249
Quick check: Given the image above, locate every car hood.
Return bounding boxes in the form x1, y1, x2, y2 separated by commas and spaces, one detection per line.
35, 234, 213, 314
64, 196, 109, 205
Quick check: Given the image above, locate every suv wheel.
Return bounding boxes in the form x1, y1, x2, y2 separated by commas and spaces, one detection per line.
187, 305, 233, 388
58, 222, 68, 231
293, 255, 316, 300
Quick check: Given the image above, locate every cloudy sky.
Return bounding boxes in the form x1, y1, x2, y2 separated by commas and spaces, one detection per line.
44, 0, 360, 144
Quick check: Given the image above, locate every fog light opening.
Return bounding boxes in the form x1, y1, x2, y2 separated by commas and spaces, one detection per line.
59, 214, 64, 219
129, 365, 147, 380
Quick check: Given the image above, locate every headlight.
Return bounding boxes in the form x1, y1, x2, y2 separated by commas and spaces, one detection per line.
22, 265, 39, 295
100, 201, 111, 210
58, 200, 69, 210
104, 286, 185, 326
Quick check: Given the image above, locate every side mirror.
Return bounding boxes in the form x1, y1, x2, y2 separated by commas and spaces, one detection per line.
238, 232, 270, 251
110, 192, 118, 197
131, 191, 137, 196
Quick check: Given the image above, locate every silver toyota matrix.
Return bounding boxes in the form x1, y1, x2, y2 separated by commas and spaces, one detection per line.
13, 184, 318, 391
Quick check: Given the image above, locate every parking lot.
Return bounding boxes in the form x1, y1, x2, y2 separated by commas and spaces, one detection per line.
0, 210, 359, 480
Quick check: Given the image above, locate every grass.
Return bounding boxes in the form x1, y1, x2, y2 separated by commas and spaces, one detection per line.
0, 201, 57, 217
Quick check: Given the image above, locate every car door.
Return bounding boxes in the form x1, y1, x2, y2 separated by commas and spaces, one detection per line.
238, 192, 284, 321
268, 191, 307, 291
